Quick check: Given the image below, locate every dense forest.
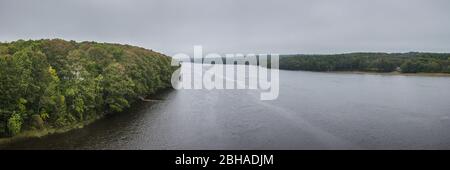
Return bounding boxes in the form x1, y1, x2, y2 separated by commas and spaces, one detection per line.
199, 53, 450, 74
0, 39, 175, 137
279, 53, 450, 73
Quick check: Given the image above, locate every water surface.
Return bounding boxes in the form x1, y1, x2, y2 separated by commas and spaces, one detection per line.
2, 64, 450, 149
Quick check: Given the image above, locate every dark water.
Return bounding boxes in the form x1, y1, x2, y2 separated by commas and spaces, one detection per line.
2, 64, 450, 150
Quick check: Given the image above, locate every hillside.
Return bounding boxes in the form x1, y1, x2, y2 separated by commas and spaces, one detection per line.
0, 39, 175, 138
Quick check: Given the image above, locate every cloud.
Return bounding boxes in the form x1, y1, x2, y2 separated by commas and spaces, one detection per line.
1, 0, 449, 55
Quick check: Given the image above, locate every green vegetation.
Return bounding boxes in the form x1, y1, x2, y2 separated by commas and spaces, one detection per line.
0, 39, 175, 138
279, 53, 450, 73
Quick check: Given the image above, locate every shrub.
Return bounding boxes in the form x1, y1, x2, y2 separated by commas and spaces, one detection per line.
7, 113, 22, 136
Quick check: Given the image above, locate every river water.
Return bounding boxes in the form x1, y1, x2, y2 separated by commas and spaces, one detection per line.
2, 63, 450, 149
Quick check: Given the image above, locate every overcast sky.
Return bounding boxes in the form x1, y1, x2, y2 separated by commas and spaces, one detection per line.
1, 0, 450, 55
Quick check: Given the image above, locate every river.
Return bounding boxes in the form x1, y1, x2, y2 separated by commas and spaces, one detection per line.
2, 63, 450, 149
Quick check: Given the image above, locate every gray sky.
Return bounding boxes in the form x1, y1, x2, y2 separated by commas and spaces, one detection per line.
1, 0, 450, 55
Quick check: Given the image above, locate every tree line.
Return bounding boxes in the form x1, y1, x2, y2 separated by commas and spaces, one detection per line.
194, 53, 450, 74
0, 39, 175, 137
279, 53, 450, 73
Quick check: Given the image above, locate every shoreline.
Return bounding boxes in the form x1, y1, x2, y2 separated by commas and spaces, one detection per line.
0, 115, 103, 146
279, 68, 450, 77
326, 71, 450, 77
0, 89, 170, 147
189, 62, 450, 77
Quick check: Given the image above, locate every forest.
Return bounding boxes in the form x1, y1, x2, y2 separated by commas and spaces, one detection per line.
199, 53, 450, 74
0, 39, 175, 138
279, 53, 450, 73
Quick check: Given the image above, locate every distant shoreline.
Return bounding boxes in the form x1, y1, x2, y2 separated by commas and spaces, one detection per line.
186, 61, 450, 77
323, 71, 450, 77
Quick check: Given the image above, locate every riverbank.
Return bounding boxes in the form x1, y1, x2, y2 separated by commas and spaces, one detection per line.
279, 53, 450, 74
327, 71, 450, 77
0, 114, 102, 146
0, 88, 172, 147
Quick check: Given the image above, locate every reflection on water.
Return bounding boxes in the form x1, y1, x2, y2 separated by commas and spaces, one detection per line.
2, 64, 450, 149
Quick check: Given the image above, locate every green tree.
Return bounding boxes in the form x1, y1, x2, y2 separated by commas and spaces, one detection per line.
0, 39, 174, 137
102, 63, 135, 112
7, 112, 22, 136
